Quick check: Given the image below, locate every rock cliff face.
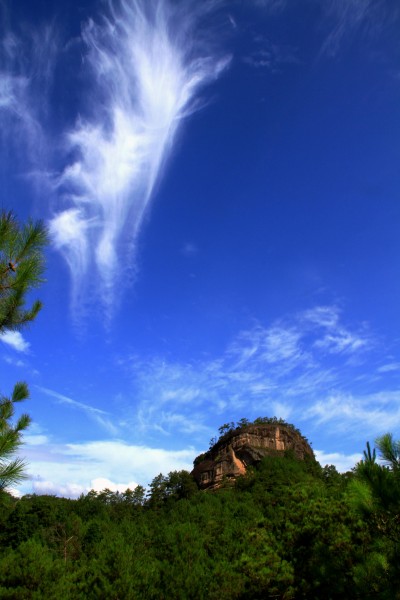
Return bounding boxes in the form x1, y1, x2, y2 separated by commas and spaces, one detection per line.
191, 424, 314, 490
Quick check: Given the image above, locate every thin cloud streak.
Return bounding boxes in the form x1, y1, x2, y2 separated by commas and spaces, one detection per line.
50, 0, 230, 315
319, 0, 394, 57
36, 385, 119, 435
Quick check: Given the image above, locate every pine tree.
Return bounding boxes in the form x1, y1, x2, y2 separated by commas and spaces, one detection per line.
0, 211, 48, 491
349, 435, 400, 597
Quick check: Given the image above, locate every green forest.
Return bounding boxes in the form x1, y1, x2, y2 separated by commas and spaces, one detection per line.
1, 214, 399, 598
0, 433, 399, 599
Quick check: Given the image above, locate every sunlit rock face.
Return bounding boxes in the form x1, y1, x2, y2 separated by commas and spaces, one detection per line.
191, 425, 314, 490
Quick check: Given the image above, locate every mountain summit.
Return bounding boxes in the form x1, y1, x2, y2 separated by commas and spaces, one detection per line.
192, 420, 314, 490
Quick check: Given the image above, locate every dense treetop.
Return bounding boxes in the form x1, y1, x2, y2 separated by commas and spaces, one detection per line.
0, 432, 399, 598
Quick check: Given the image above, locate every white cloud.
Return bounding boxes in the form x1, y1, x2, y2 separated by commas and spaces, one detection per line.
48, 0, 230, 315
314, 449, 361, 472
0, 2, 230, 319
49, 209, 90, 310
32, 481, 88, 498
0, 330, 30, 352
19, 437, 198, 498
31, 477, 139, 498
90, 478, 139, 493
23, 434, 49, 446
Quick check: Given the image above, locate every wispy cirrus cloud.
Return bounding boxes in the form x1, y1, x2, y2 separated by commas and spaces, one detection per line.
1, 1, 229, 319
319, 0, 397, 57
17, 305, 397, 495
121, 305, 378, 439
49, 0, 230, 316
36, 385, 119, 435
302, 305, 371, 355
248, 0, 398, 60
0, 21, 57, 168
305, 390, 400, 434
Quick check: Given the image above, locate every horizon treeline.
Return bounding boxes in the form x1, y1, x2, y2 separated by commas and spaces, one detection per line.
0, 433, 399, 599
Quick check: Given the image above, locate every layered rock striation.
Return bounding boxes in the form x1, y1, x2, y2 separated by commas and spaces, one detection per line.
192, 424, 314, 490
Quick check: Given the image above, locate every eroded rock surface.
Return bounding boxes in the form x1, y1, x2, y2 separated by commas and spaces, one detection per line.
191, 424, 314, 490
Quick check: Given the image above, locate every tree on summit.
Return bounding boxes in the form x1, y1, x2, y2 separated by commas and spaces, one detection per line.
0, 211, 48, 491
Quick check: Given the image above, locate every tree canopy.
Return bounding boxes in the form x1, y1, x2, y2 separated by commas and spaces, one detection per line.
0, 211, 48, 491
0, 211, 47, 332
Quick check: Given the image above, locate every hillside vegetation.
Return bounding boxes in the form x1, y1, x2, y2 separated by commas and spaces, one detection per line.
0, 427, 399, 599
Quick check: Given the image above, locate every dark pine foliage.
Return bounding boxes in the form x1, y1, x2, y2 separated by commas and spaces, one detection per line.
0, 433, 399, 599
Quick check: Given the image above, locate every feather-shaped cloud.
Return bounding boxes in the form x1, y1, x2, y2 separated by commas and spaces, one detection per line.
49, 0, 230, 316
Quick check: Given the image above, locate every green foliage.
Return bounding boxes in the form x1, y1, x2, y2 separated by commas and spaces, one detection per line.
0, 451, 374, 598
376, 433, 400, 471
218, 422, 236, 436
348, 434, 400, 598
0, 211, 48, 493
0, 211, 47, 332
0, 383, 31, 490
0, 434, 399, 597
147, 470, 198, 508
208, 416, 310, 450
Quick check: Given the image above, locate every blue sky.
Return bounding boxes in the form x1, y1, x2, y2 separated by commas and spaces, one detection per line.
1, 0, 400, 497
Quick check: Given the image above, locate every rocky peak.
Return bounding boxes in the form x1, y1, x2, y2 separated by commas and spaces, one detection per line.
191, 423, 314, 490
